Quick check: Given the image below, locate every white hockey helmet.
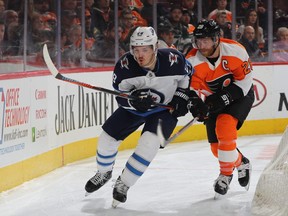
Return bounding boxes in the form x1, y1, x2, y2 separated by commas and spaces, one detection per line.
130, 26, 158, 55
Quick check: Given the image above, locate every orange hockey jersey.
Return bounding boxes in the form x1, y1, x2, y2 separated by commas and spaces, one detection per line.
186, 38, 253, 97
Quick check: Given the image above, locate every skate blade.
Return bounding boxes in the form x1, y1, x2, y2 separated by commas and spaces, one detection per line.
245, 182, 250, 191
214, 192, 222, 200
246, 165, 252, 191
112, 199, 121, 208
85, 192, 92, 197
244, 164, 252, 191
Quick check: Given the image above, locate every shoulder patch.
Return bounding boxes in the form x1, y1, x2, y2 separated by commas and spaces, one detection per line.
120, 56, 129, 70
169, 52, 179, 66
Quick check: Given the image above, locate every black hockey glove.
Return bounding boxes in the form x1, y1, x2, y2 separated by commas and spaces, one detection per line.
205, 90, 232, 114
168, 88, 190, 118
205, 84, 244, 114
129, 89, 154, 112
187, 91, 208, 122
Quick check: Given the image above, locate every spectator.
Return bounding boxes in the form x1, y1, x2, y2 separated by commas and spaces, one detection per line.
33, 0, 57, 32
1, 9, 20, 53
33, 0, 53, 14
141, 0, 171, 27
238, 25, 264, 62
84, 8, 97, 40
3, 22, 20, 56
0, 19, 4, 58
157, 21, 176, 49
237, 0, 268, 36
90, 0, 114, 35
16, 11, 54, 55
118, 0, 147, 27
140, 0, 153, 26
167, 4, 191, 53
181, 9, 195, 33
62, 0, 78, 11
62, 24, 94, 67
61, 9, 79, 33
156, 0, 171, 18
2, 10, 19, 27
84, 0, 94, 24
85, 0, 94, 10
237, 9, 265, 46
215, 10, 232, 39
131, 0, 144, 11
274, 9, 288, 34
87, 23, 126, 60
0, 0, 5, 17
181, 9, 195, 54
41, 12, 57, 31
208, 0, 232, 22
181, 0, 198, 26
272, 27, 288, 62
32, 29, 55, 65
6, 0, 21, 12
119, 8, 136, 43
61, 0, 80, 32
66, 24, 94, 50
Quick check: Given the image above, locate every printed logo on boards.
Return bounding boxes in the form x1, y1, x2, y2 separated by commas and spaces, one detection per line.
32, 127, 47, 142
0, 88, 5, 144
32, 127, 35, 142
252, 78, 267, 108
35, 89, 46, 100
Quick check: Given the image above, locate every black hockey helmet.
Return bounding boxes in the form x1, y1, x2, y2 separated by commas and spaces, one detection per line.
193, 19, 221, 39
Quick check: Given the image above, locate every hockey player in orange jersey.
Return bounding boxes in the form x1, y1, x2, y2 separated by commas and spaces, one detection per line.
186, 20, 254, 197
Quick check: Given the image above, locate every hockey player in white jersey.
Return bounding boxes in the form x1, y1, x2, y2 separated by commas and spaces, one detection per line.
85, 26, 193, 207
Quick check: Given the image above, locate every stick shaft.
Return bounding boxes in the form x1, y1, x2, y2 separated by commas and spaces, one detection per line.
43, 44, 172, 109
162, 117, 198, 147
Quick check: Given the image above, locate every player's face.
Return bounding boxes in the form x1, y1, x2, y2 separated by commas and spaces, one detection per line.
133, 45, 155, 67
195, 37, 215, 57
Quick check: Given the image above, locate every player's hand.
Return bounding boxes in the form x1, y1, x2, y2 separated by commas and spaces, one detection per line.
168, 88, 190, 118
205, 91, 232, 114
187, 91, 208, 122
129, 90, 154, 112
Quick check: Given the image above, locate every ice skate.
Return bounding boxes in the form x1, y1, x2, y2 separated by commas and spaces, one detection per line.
111, 176, 129, 208
85, 170, 112, 196
214, 174, 233, 199
237, 156, 252, 190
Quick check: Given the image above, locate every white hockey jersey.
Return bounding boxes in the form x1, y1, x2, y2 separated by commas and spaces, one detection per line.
113, 48, 193, 116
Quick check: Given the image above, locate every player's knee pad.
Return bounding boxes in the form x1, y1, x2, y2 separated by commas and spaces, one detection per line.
97, 130, 121, 155
216, 114, 238, 142
210, 142, 218, 158
135, 131, 160, 161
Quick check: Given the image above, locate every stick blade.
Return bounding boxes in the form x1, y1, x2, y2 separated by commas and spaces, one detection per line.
43, 44, 59, 77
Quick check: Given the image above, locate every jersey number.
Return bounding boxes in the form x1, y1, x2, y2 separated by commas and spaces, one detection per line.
242, 59, 253, 75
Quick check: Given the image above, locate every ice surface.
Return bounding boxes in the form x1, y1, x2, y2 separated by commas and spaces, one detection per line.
0, 134, 281, 216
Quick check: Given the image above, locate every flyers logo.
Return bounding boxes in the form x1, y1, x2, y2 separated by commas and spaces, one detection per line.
207, 73, 233, 92
242, 59, 253, 75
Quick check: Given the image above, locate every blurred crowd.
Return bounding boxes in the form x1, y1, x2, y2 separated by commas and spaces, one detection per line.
0, 0, 287, 67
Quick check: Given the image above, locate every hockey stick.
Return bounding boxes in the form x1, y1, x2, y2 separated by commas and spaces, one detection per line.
157, 117, 198, 148
42, 44, 172, 109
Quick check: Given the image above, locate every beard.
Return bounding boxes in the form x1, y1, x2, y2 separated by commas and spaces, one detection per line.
199, 48, 215, 57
